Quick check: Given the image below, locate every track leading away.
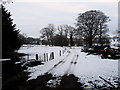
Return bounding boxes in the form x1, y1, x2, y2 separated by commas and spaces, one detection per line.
46, 48, 79, 76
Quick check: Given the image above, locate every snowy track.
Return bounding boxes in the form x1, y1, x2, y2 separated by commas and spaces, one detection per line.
47, 49, 79, 76
65, 50, 79, 75
46, 50, 71, 74
19, 45, 118, 88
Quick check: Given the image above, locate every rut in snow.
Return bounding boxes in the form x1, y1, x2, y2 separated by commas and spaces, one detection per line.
65, 49, 79, 75
46, 49, 79, 76
45, 50, 71, 74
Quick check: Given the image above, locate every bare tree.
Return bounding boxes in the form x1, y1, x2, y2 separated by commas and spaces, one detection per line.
48, 24, 55, 46
67, 25, 75, 46
40, 27, 50, 45
40, 24, 55, 46
57, 24, 75, 46
76, 10, 110, 46
57, 25, 66, 46
57, 25, 63, 35
63, 24, 69, 37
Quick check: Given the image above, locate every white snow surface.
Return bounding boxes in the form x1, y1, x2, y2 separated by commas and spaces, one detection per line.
18, 45, 119, 88
18, 45, 65, 61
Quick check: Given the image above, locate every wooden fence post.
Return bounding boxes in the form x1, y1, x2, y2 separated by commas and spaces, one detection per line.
46, 53, 48, 61
27, 54, 29, 61
49, 53, 51, 60
49, 52, 54, 60
52, 52, 54, 59
44, 53, 46, 62
60, 50, 61, 56
63, 50, 65, 54
36, 54, 38, 60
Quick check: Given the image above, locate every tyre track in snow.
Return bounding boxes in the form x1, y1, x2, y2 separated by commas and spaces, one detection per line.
45, 49, 72, 74
46, 48, 79, 76
65, 49, 79, 75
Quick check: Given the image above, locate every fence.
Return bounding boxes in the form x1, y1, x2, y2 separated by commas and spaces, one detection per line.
22, 48, 67, 63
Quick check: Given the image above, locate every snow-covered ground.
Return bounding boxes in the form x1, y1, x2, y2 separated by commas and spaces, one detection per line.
18, 45, 119, 88
18, 45, 65, 61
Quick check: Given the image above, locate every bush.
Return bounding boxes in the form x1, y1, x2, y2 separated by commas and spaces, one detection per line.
2, 72, 28, 90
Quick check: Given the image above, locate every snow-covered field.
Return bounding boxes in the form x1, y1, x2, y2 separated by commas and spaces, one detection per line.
18, 45, 119, 88
18, 45, 65, 61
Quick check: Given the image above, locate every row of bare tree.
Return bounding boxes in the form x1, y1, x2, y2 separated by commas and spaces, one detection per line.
40, 24, 76, 46
40, 10, 110, 47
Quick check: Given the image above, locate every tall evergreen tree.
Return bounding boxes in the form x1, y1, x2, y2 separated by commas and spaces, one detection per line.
2, 5, 22, 58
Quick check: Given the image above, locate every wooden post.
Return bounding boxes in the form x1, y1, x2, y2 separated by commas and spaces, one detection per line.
44, 53, 46, 62
36, 54, 38, 60
46, 53, 48, 61
52, 52, 54, 59
49, 53, 52, 60
49, 52, 54, 60
63, 50, 65, 54
60, 50, 61, 56
27, 54, 29, 61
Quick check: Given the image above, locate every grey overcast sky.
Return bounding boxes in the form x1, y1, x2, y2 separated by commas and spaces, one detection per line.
4, 0, 118, 38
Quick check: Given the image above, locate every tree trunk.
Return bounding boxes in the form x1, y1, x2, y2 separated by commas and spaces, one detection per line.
89, 29, 93, 47
70, 34, 73, 46
99, 25, 102, 46
89, 38, 92, 47
48, 39, 50, 46
99, 35, 102, 46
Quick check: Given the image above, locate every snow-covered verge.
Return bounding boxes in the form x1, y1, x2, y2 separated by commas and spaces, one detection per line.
18, 45, 119, 88
74, 50, 118, 88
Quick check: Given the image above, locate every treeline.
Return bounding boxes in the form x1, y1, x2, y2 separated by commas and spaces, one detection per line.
40, 24, 79, 46
40, 10, 110, 47
19, 10, 111, 47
